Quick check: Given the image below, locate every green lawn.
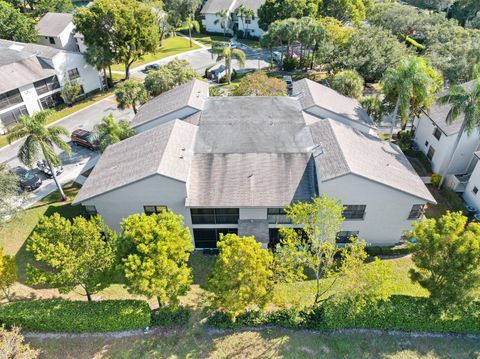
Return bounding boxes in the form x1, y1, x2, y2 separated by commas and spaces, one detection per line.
110, 36, 200, 72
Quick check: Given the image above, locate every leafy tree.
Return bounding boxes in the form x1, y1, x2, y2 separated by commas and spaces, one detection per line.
183, 15, 200, 48
327, 25, 409, 83
212, 44, 246, 83
85, 45, 115, 89
0, 326, 39, 359
410, 211, 480, 307
330, 69, 364, 99
232, 71, 287, 96
7, 110, 71, 201
34, 0, 74, 17
60, 79, 82, 105
450, 0, 480, 26
121, 212, 193, 307
163, 0, 200, 28
381, 56, 442, 140
92, 114, 135, 152
115, 80, 148, 114
0, 164, 22, 228
436, 69, 480, 187
208, 234, 273, 320
74, 0, 160, 79
0, 1, 37, 42
0, 246, 16, 301
144, 58, 200, 96
257, 0, 318, 31
360, 95, 385, 124
214, 9, 230, 36
27, 214, 118, 301
319, 0, 367, 26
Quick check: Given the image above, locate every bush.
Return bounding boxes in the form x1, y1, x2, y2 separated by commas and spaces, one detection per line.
396, 130, 414, 152
150, 307, 190, 326
206, 296, 480, 334
0, 300, 151, 333
441, 188, 466, 213
282, 56, 299, 71
430, 173, 442, 187
365, 245, 414, 256
236, 29, 244, 39
404, 149, 432, 173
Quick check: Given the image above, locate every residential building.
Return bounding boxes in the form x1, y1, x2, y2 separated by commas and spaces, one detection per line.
462, 152, 480, 211
35, 12, 85, 52
200, 0, 265, 38
413, 81, 479, 177
0, 39, 102, 132
73, 79, 435, 248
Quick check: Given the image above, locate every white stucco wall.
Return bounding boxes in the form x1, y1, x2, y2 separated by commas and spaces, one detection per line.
463, 158, 480, 210
52, 52, 102, 93
235, 18, 263, 38
305, 106, 375, 135
134, 107, 198, 133
81, 175, 192, 233
37, 23, 78, 51
202, 14, 233, 35
317, 173, 431, 246
414, 114, 480, 175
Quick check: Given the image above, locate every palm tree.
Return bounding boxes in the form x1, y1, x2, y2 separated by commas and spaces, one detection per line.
381, 56, 442, 142
436, 70, 480, 188
214, 9, 230, 37
7, 110, 71, 201
212, 44, 246, 83
236, 5, 254, 38
92, 114, 135, 152
182, 15, 200, 48
115, 80, 148, 114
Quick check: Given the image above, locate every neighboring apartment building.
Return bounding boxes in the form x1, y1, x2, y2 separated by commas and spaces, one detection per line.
35, 12, 86, 52
73, 79, 435, 248
462, 151, 480, 211
200, 0, 265, 38
0, 39, 102, 132
413, 81, 479, 177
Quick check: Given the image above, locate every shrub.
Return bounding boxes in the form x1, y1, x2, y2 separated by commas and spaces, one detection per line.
430, 173, 442, 187
150, 307, 190, 326
396, 130, 414, 151
282, 55, 298, 71
441, 188, 466, 213
365, 245, 414, 256
404, 149, 432, 173
0, 300, 151, 332
236, 29, 245, 39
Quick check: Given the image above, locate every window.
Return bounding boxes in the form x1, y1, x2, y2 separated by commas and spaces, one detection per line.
0, 105, 28, 127
473, 186, 478, 195
425, 140, 429, 147
34, 76, 60, 95
245, 19, 251, 24
84, 205, 97, 215
144, 205, 167, 215
433, 127, 442, 140
190, 208, 239, 224
39, 92, 63, 109
343, 205, 366, 220
67, 68, 80, 80
267, 208, 291, 224
427, 146, 435, 160
408, 204, 425, 220
0, 89, 23, 110
193, 228, 238, 248
336, 231, 359, 244
49, 37, 55, 44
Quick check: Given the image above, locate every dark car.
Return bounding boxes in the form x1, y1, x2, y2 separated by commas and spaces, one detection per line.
71, 129, 98, 151
144, 63, 160, 72
15, 167, 42, 191
36, 160, 63, 178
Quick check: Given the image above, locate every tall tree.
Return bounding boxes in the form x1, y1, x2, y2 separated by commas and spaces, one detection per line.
319, 0, 367, 26
360, 95, 385, 124
208, 234, 273, 320
34, 0, 74, 17
27, 214, 118, 301
74, 0, 160, 80
7, 110, 71, 201
257, 0, 318, 31
0, 1, 37, 42
84, 45, 115, 89
381, 56, 442, 141
0, 246, 16, 302
410, 211, 480, 307
120, 212, 193, 308
212, 43, 246, 83
163, 0, 200, 28
232, 71, 287, 96
236, 5, 255, 38
115, 80, 148, 114
0, 164, 22, 228
436, 69, 480, 187
331, 69, 364, 99
92, 114, 135, 153
214, 9, 230, 36
182, 15, 200, 48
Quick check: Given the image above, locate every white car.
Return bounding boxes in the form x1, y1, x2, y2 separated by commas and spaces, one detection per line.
272, 51, 282, 63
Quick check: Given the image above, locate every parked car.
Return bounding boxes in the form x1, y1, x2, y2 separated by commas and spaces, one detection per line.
15, 167, 42, 191
36, 160, 63, 178
272, 51, 282, 63
71, 129, 98, 151
144, 64, 160, 72
286, 52, 300, 61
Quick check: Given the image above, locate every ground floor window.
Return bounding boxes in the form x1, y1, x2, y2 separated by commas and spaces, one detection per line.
144, 205, 167, 215
268, 227, 306, 249
39, 92, 63, 109
336, 231, 359, 244
408, 204, 425, 220
84, 205, 98, 217
427, 146, 435, 160
0, 105, 28, 127
193, 228, 238, 248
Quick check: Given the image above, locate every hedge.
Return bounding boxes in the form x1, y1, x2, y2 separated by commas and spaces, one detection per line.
151, 307, 190, 327
0, 299, 151, 333
365, 245, 414, 256
207, 296, 480, 334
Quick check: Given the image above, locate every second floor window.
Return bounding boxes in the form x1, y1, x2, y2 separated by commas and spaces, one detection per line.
68, 68, 80, 80
267, 208, 291, 224
190, 208, 239, 225
0, 89, 23, 110
408, 204, 425, 220
343, 205, 366, 220
144, 205, 167, 215
433, 127, 442, 140
34, 76, 60, 95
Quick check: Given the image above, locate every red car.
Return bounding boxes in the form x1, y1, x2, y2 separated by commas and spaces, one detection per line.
71, 129, 98, 151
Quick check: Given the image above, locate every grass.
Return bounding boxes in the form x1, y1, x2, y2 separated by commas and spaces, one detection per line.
188, 32, 261, 48
110, 36, 200, 72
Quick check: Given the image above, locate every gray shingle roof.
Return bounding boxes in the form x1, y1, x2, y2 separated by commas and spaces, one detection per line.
424, 80, 478, 136
0, 39, 61, 59
131, 79, 208, 128
200, 0, 264, 14
310, 119, 436, 203
73, 120, 197, 204
293, 78, 374, 128
35, 12, 73, 37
